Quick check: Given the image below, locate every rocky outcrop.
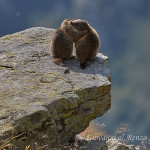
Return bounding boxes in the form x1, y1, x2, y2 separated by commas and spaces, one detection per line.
0, 27, 111, 149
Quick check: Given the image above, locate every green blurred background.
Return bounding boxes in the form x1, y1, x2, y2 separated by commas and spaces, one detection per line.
0, 0, 150, 138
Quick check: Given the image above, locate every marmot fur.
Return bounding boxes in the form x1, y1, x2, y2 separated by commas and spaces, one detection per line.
50, 19, 88, 64
71, 19, 100, 69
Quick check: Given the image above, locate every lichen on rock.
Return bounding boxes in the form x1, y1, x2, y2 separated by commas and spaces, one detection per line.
0, 27, 111, 149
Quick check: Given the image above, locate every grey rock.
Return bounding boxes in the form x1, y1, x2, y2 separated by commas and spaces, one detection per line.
0, 27, 111, 149
73, 135, 136, 150
74, 134, 107, 150
107, 139, 136, 150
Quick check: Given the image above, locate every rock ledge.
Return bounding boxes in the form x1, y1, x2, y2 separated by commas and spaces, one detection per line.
0, 27, 111, 148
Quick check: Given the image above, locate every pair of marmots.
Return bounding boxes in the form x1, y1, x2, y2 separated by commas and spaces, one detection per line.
50, 19, 100, 69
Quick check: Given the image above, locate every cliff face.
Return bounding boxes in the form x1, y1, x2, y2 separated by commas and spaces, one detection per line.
0, 27, 111, 149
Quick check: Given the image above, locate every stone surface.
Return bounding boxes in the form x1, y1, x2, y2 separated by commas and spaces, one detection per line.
0, 27, 111, 149
73, 135, 136, 150
107, 139, 136, 150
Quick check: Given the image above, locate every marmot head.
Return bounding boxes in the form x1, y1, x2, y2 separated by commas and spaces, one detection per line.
61, 18, 75, 28
71, 19, 89, 31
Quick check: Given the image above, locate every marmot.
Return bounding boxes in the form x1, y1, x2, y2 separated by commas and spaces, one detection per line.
50, 19, 88, 64
71, 19, 100, 69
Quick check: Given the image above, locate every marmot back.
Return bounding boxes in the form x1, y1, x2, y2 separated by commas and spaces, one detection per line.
71, 19, 101, 69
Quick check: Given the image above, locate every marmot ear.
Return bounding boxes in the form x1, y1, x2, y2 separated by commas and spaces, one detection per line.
66, 18, 75, 21
66, 18, 71, 21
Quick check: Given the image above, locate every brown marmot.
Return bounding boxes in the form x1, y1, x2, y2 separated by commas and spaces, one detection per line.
50, 19, 88, 64
71, 19, 100, 69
